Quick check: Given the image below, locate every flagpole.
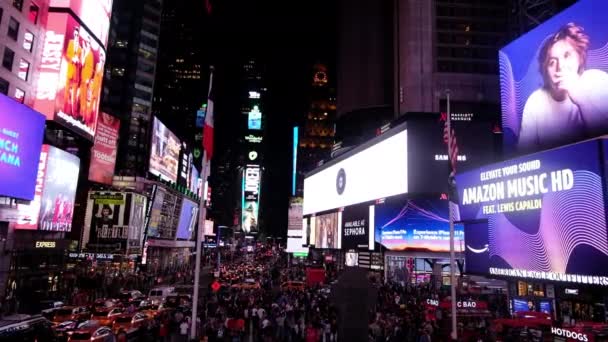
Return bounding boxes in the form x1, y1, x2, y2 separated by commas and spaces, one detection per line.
447, 89, 458, 341
191, 151, 208, 340
191, 66, 214, 340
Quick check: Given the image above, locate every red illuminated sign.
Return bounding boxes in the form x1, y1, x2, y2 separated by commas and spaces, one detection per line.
89, 113, 119, 184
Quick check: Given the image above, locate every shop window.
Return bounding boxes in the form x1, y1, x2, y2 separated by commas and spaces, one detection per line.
12, 0, 23, 11
0, 78, 8, 95
13, 88, 24, 103
7, 17, 19, 41
17, 59, 29, 81
28, 3, 39, 24
2, 48, 14, 71
22, 30, 34, 52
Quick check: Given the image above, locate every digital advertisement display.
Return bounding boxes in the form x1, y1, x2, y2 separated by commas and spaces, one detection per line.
242, 165, 261, 233
189, 164, 200, 195
288, 197, 303, 235
314, 212, 340, 249
33, 12, 105, 140
150, 117, 181, 183
49, 0, 113, 47
341, 203, 370, 250
39, 146, 80, 231
15, 145, 80, 231
89, 112, 119, 184
406, 112, 496, 194
84, 192, 146, 252
0, 93, 45, 200
242, 200, 259, 233
500, 0, 608, 154
303, 129, 408, 215
176, 198, 198, 240
457, 140, 608, 285
375, 196, 464, 252
248, 106, 262, 130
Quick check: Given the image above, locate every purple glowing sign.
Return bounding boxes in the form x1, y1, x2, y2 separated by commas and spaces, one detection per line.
0, 94, 45, 200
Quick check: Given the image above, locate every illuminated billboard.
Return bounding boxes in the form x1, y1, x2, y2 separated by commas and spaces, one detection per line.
500, 0, 608, 154
313, 211, 341, 249
89, 113, 119, 184
34, 12, 105, 140
457, 140, 608, 285
0, 93, 45, 200
375, 196, 464, 252
248, 106, 262, 130
176, 198, 198, 240
242, 165, 261, 233
83, 191, 147, 252
341, 203, 373, 250
303, 129, 408, 215
49, 0, 113, 47
15, 145, 80, 231
150, 117, 181, 183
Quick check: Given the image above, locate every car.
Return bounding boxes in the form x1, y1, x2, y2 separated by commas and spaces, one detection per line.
52, 306, 91, 323
112, 313, 150, 334
90, 307, 124, 326
281, 281, 306, 291
54, 319, 99, 339
148, 286, 175, 305
67, 325, 115, 342
0, 314, 58, 341
93, 298, 120, 309
118, 290, 145, 303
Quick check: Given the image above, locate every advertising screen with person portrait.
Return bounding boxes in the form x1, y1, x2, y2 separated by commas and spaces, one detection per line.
374, 196, 464, 252
88, 112, 119, 184
501, 0, 608, 154
242, 200, 259, 233
0, 93, 45, 200
314, 212, 340, 249
83, 191, 146, 252
150, 117, 181, 183
34, 12, 105, 140
176, 198, 198, 240
457, 140, 608, 286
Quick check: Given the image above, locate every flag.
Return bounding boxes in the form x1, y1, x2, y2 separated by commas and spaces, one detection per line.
203, 69, 214, 160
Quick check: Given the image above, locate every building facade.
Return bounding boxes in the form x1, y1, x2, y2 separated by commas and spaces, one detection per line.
0, 0, 47, 106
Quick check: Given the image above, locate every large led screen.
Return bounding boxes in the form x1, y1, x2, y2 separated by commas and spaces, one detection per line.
341, 203, 370, 250
15, 145, 80, 231
49, 0, 113, 47
176, 198, 198, 240
457, 140, 608, 286
88, 112, 119, 184
248, 106, 262, 130
0, 93, 45, 200
34, 12, 105, 140
314, 212, 340, 249
303, 129, 408, 215
500, 0, 608, 154
150, 117, 181, 183
375, 196, 464, 252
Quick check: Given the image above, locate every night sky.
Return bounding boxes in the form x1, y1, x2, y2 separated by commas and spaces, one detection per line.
207, 0, 336, 237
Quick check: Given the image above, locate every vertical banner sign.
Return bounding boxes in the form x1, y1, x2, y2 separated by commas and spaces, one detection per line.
292, 126, 298, 196
89, 112, 119, 184
242, 165, 260, 233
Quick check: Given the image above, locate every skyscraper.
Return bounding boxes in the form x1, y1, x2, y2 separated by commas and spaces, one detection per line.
152, 0, 207, 145
102, 0, 162, 177
295, 63, 336, 196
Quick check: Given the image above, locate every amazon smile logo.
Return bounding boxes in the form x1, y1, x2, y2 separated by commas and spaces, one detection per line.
466, 244, 489, 254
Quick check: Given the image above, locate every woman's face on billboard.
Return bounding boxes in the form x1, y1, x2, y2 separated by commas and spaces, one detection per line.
546, 39, 581, 95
